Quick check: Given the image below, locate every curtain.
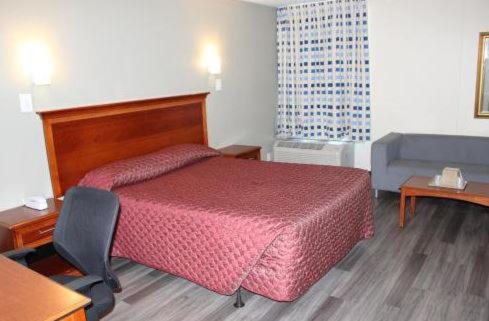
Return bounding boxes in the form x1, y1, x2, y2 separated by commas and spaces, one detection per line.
276, 0, 371, 142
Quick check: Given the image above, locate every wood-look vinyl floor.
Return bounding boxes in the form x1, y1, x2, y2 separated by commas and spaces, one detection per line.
104, 193, 489, 321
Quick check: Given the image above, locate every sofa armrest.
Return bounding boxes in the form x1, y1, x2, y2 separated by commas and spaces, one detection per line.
372, 133, 403, 164
371, 133, 403, 189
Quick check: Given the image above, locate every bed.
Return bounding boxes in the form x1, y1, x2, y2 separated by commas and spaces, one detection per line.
38, 93, 374, 302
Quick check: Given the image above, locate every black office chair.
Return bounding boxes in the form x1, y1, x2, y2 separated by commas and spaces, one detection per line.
3, 187, 121, 321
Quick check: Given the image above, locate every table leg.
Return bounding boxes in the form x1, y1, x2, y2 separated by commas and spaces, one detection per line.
410, 196, 416, 217
399, 191, 406, 229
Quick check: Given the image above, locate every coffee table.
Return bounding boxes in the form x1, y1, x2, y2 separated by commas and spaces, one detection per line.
399, 176, 489, 228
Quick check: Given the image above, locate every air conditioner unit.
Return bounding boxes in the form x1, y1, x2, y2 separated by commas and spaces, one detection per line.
273, 140, 354, 167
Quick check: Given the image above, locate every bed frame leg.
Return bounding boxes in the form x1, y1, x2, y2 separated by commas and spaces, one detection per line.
234, 287, 245, 308
374, 189, 379, 199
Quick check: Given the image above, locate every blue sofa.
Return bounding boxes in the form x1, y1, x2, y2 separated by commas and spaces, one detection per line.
371, 133, 489, 193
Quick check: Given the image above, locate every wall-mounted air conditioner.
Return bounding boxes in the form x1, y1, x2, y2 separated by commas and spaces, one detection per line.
273, 140, 354, 167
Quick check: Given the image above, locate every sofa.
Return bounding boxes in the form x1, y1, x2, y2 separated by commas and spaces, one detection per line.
371, 133, 489, 193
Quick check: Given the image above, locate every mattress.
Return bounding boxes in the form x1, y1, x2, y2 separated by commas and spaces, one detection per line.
80, 144, 374, 301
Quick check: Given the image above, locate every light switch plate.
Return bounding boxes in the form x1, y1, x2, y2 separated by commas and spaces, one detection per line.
19, 93, 33, 113
215, 78, 222, 91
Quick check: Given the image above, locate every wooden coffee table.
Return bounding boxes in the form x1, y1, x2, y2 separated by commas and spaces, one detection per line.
399, 176, 489, 228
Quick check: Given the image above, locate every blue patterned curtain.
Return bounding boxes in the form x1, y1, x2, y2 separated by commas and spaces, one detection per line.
276, 0, 371, 142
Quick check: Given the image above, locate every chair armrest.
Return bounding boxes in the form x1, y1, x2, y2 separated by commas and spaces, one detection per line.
105, 272, 122, 293
2, 248, 36, 266
64, 275, 103, 293
105, 262, 122, 293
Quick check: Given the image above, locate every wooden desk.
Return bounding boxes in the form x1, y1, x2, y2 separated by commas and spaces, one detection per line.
0, 255, 90, 321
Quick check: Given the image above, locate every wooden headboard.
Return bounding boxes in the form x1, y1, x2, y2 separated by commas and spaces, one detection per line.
38, 93, 209, 198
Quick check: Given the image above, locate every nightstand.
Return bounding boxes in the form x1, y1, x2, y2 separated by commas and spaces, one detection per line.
0, 199, 62, 251
219, 145, 262, 160
0, 199, 78, 276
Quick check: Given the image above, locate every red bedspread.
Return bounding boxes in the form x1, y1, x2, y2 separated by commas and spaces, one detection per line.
81, 145, 373, 301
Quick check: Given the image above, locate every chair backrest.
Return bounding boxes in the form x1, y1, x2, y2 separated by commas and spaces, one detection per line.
54, 187, 121, 291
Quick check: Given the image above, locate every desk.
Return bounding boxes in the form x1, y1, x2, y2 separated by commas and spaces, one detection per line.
0, 255, 90, 321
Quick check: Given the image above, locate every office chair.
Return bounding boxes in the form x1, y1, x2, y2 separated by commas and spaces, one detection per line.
3, 187, 121, 321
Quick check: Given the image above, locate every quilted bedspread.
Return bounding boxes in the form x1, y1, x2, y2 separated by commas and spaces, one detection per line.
80, 145, 374, 301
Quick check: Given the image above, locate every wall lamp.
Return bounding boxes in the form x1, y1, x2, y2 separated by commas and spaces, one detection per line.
20, 41, 53, 86
203, 44, 222, 91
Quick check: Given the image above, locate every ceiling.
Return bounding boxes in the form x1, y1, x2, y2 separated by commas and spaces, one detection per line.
240, 0, 318, 8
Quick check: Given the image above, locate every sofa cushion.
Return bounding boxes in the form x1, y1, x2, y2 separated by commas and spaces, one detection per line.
399, 134, 489, 166
388, 160, 489, 184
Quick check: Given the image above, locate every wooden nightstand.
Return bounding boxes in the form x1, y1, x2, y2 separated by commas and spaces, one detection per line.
0, 199, 78, 276
219, 145, 262, 160
0, 199, 62, 251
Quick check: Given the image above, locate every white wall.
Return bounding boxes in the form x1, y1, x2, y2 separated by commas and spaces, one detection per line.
2, 0, 489, 209
354, 0, 489, 169
0, 0, 277, 210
